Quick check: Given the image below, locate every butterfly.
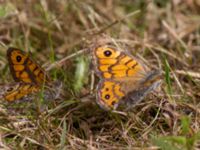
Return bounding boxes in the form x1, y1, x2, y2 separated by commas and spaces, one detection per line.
91, 41, 161, 110
0, 47, 54, 102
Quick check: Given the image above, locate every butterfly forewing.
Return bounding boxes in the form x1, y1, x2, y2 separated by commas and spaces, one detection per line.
94, 46, 146, 80
7, 47, 49, 85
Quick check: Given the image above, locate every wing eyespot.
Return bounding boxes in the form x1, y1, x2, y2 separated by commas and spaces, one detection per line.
104, 50, 112, 57
105, 88, 109, 91
7, 87, 14, 92
16, 55, 22, 62
105, 94, 110, 100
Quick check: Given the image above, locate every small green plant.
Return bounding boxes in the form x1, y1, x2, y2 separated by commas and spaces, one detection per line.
163, 57, 172, 95
73, 56, 89, 94
152, 116, 200, 150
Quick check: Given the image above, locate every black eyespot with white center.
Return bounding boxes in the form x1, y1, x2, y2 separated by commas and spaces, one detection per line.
104, 50, 112, 57
105, 94, 110, 100
16, 55, 22, 62
7, 87, 14, 92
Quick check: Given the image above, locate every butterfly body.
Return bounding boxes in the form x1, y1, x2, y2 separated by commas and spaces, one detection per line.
92, 44, 161, 110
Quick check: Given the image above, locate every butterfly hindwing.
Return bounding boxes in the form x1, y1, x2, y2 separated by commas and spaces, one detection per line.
97, 80, 125, 110
0, 83, 39, 102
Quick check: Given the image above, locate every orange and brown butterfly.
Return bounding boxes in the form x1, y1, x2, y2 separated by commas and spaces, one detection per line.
91, 37, 161, 110
0, 47, 53, 102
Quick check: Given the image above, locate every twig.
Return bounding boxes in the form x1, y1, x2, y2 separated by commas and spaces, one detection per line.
46, 48, 88, 71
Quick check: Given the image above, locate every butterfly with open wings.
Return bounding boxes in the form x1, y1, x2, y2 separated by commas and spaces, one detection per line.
91, 37, 161, 110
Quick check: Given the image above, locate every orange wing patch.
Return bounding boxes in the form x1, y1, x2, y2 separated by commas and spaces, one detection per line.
7, 47, 49, 85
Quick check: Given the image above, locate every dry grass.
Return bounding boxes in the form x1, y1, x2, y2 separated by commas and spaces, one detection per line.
0, 0, 200, 149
